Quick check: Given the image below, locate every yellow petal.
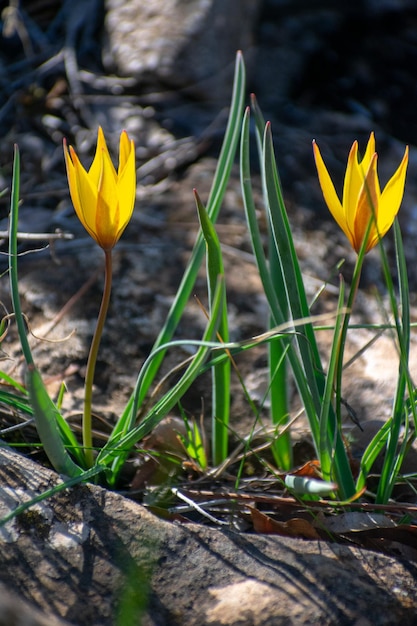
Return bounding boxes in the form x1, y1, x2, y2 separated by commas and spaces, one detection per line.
353, 153, 380, 252
359, 132, 375, 170
378, 145, 409, 235
116, 138, 136, 239
342, 141, 361, 239
118, 130, 132, 175
63, 140, 82, 217
68, 146, 99, 243
89, 127, 116, 187
312, 141, 348, 237
95, 148, 120, 250
343, 135, 380, 249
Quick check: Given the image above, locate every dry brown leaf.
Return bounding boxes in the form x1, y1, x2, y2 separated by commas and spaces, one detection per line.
250, 507, 321, 539
286, 459, 321, 479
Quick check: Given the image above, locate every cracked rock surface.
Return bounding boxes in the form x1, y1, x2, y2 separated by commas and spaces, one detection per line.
1, 447, 417, 626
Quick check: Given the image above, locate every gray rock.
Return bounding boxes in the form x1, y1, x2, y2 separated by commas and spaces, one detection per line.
0, 582, 71, 626
0, 448, 416, 625
103, 0, 262, 104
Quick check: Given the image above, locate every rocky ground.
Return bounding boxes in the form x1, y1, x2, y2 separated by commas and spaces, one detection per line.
1, 0, 417, 624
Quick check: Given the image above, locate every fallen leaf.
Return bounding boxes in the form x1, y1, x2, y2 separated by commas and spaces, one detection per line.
283, 460, 321, 478
250, 507, 321, 539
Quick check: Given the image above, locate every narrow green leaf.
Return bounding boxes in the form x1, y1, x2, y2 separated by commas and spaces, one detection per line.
0, 371, 28, 395
98, 278, 226, 476
9, 146, 33, 367
132, 52, 246, 410
194, 190, 230, 465
249, 114, 354, 497
356, 419, 392, 492
262, 124, 322, 387
178, 408, 208, 470
241, 107, 292, 468
318, 275, 345, 481
0, 389, 32, 415
240, 106, 317, 456
27, 366, 84, 476
376, 219, 411, 503
9, 146, 84, 476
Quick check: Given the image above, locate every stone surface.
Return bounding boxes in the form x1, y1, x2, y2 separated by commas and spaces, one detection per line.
0, 582, 71, 626
104, 0, 262, 103
0, 447, 416, 626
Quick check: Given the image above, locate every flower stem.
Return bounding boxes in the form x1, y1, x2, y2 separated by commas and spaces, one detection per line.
83, 249, 113, 467
334, 255, 364, 426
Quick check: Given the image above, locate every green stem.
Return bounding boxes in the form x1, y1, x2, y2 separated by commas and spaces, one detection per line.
83, 249, 113, 467
333, 214, 376, 427
334, 256, 363, 425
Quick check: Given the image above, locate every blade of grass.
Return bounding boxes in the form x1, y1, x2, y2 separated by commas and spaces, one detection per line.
9, 146, 84, 476
194, 190, 230, 465
177, 405, 208, 470
249, 96, 292, 468
268, 339, 292, 469
268, 221, 292, 469
376, 219, 411, 503
26, 367, 85, 474
356, 418, 392, 492
0, 390, 32, 415
97, 277, 226, 477
260, 119, 355, 497
240, 107, 319, 448
262, 124, 323, 400
318, 275, 345, 481
0, 371, 28, 395
132, 52, 246, 410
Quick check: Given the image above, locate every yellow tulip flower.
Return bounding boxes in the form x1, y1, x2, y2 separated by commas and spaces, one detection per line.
313, 133, 408, 253
64, 127, 136, 251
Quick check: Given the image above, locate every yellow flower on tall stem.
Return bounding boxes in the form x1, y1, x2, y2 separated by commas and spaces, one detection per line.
64, 127, 136, 467
313, 133, 409, 448
313, 133, 408, 253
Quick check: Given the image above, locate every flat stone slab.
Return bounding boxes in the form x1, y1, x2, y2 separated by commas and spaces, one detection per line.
0, 447, 416, 625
